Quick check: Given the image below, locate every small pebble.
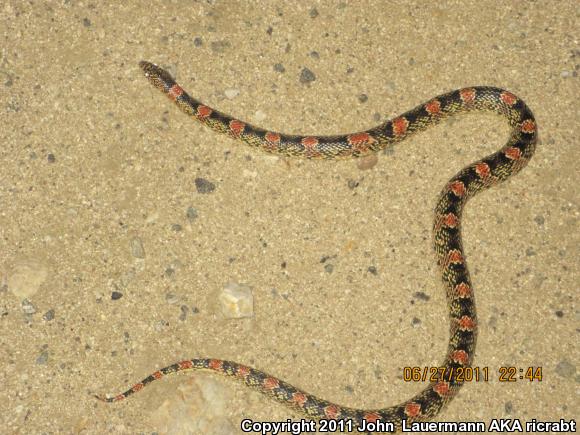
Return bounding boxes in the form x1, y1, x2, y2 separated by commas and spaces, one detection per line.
219, 282, 254, 318
195, 177, 216, 194
186, 206, 198, 221
149, 377, 234, 433
274, 63, 285, 73
130, 237, 145, 259
525, 247, 536, 256
254, 110, 267, 122
347, 179, 359, 189
210, 40, 231, 53
357, 154, 378, 170
299, 68, 316, 84
111, 291, 123, 300
7, 259, 48, 299
22, 299, 36, 314
36, 350, 49, 365
413, 291, 430, 301
554, 360, 576, 378
43, 309, 55, 321
242, 168, 258, 178
224, 88, 240, 99
385, 81, 396, 92
179, 305, 189, 321
166, 293, 179, 305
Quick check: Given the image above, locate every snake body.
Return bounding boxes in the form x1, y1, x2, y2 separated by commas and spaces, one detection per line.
97, 61, 537, 431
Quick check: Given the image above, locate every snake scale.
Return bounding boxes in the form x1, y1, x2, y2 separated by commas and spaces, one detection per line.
97, 60, 537, 432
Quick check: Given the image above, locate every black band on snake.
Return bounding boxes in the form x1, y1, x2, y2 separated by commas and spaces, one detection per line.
96, 60, 537, 432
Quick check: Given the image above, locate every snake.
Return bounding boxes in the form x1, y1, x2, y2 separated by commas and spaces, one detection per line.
96, 60, 537, 432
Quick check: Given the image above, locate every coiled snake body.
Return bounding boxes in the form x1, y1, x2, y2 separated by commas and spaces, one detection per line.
97, 61, 537, 432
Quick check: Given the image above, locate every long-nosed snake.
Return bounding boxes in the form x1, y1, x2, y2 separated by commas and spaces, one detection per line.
96, 60, 537, 432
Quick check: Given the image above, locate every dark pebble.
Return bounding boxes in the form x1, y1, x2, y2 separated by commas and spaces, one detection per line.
525, 247, 536, 256
195, 177, 216, 193
111, 291, 123, 300
211, 40, 231, 53
186, 206, 198, 221
554, 360, 576, 378
179, 305, 188, 321
36, 350, 49, 365
347, 179, 359, 189
299, 68, 316, 84
505, 401, 513, 413
413, 291, 430, 301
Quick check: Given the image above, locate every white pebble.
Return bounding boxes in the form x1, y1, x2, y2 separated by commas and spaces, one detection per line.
130, 237, 145, 258
150, 377, 235, 434
254, 110, 267, 122
219, 282, 254, 318
21, 299, 36, 314
7, 259, 48, 299
242, 168, 258, 178
224, 88, 240, 99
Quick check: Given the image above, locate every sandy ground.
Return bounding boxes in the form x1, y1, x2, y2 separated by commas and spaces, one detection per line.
1, 1, 577, 434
